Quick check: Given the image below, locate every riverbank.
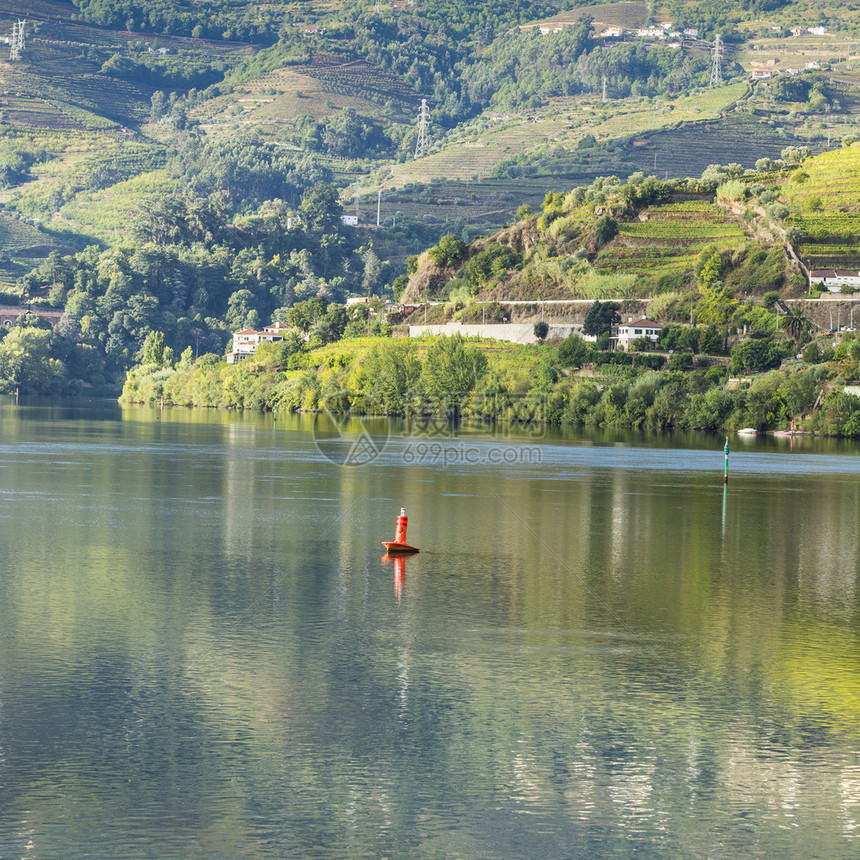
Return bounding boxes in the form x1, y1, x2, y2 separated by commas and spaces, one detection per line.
120, 332, 860, 438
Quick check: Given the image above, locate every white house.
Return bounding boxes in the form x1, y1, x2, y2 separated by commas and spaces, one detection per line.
636, 27, 665, 39
751, 65, 773, 80
226, 323, 287, 363
616, 318, 664, 351
808, 26, 828, 36
810, 270, 860, 293
340, 214, 359, 226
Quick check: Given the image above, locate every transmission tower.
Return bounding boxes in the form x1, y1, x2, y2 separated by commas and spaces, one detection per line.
414, 98, 429, 158
9, 20, 25, 61
602, 74, 607, 102
709, 34, 723, 88
375, 0, 381, 13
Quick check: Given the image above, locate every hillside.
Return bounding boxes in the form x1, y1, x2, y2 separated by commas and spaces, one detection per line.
401, 144, 860, 319
0, 0, 857, 252
0, 0, 856, 395
777, 146, 860, 271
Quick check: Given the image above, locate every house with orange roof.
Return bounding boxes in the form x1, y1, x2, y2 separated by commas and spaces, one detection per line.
226, 324, 287, 363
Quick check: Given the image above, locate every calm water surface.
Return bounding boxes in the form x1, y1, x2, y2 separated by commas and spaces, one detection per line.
0, 398, 859, 859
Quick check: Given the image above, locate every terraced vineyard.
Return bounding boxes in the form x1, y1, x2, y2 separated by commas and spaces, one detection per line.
780, 145, 860, 269
620, 113, 806, 180
202, 50, 419, 138
597, 200, 749, 289
58, 170, 175, 244
0, 210, 73, 290
523, 0, 649, 31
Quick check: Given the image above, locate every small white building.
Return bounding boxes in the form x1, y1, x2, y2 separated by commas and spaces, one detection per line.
616, 318, 664, 351
810, 269, 860, 293
636, 27, 665, 39
226, 324, 287, 363
808, 26, 828, 36
340, 214, 359, 226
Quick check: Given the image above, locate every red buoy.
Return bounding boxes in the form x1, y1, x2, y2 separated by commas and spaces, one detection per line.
382, 507, 419, 554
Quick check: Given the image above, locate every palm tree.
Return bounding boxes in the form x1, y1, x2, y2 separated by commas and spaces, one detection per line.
783, 305, 813, 348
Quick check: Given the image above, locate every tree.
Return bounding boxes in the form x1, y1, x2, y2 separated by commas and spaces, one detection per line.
533, 321, 549, 340
298, 182, 343, 232
428, 234, 467, 268
781, 145, 811, 165
558, 333, 588, 368
731, 338, 781, 372
516, 203, 533, 220
595, 214, 618, 246
421, 334, 488, 399
361, 246, 382, 295
0, 327, 65, 393
783, 305, 812, 348
141, 330, 166, 366
582, 301, 620, 339
226, 289, 259, 329
360, 339, 421, 413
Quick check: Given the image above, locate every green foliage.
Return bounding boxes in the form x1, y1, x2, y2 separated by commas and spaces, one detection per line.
582, 301, 620, 338
594, 214, 618, 247
461, 21, 707, 110
356, 338, 421, 414
299, 183, 343, 233
0, 327, 65, 394
428, 234, 467, 268
533, 321, 549, 340
783, 306, 812, 346
731, 338, 782, 372
420, 334, 488, 399
516, 203, 533, 220
696, 247, 724, 289
141, 330, 168, 367
557, 334, 589, 368
461, 243, 522, 288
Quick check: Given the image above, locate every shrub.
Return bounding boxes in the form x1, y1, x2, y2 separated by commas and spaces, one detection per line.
533, 321, 549, 340
594, 213, 618, 246
667, 353, 693, 371
428, 234, 467, 268
803, 341, 822, 363
731, 338, 781, 372
558, 334, 589, 368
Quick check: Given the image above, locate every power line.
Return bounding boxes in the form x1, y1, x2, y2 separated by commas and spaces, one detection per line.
414, 98, 429, 158
709, 34, 723, 88
9, 20, 26, 61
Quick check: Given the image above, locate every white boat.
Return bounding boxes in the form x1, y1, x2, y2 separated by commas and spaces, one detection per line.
737, 428, 757, 435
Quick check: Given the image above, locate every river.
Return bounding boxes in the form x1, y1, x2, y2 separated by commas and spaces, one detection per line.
0, 398, 858, 858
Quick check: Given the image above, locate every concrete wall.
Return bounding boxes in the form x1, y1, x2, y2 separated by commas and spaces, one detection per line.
408, 321, 580, 344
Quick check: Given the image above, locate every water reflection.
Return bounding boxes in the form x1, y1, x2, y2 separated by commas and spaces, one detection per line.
1, 401, 859, 858
382, 553, 408, 602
